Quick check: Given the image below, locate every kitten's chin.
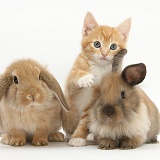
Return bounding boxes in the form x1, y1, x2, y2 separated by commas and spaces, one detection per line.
100, 57, 110, 61
93, 55, 113, 65
100, 56, 113, 61
97, 57, 113, 65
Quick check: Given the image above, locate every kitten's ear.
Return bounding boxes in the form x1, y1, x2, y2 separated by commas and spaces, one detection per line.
82, 12, 99, 36
121, 63, 146, 86
116, 18, 131, 42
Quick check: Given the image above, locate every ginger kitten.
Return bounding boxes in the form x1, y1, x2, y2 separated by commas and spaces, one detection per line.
62, 12, 131, 144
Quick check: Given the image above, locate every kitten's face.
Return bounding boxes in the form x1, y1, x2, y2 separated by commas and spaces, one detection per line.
81, 26, 126, 64
81, 12, 131, 65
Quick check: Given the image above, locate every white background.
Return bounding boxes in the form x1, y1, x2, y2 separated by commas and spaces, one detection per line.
0, 0, 160, 160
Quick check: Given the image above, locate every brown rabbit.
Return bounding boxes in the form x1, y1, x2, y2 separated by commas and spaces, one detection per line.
69, 51, 160, 149
0, 59, 69, 146
88, 63, 160, 149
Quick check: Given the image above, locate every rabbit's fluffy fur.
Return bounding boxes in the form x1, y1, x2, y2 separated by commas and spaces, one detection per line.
0, 59, 69, 146
89, 63, 160, 149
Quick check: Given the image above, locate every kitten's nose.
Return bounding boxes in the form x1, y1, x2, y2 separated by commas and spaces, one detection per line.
103, 104, 115, 116
101, 53, 108, 57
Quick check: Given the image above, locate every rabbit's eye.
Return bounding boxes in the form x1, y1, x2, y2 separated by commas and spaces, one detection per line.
110, 43, 117, 50
39, 75, 41, 80
121, 91, 125, 99
13, 76, 18, 84
94, 41, 101, 48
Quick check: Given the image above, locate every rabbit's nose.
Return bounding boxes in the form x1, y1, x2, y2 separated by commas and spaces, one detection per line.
26, 88, 40, 101
103, 105, 115, 116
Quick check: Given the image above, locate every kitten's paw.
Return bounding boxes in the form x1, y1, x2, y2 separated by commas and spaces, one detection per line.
78, 74, 95, 88
69, 138, 87, 147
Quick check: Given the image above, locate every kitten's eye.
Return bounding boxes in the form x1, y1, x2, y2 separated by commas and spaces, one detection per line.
110, 43, 117, 50
121, 91, 125, 99
94, 41, 101, 48
13, 76, 18, 84
39, 75, 41, 80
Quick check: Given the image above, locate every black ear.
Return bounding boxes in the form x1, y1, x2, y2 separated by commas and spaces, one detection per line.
121, 63, 146, 86
112, 49, 127, 72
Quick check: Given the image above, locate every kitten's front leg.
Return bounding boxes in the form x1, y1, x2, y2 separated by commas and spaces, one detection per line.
78, 73, 95, 88
69, 115, 89, 147
67, 70, 95, 89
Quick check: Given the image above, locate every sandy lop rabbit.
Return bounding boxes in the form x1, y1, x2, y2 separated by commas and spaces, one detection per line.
0, 59, 69, 146
89, 62, 160, 149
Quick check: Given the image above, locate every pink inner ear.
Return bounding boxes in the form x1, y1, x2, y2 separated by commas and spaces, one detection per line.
126, 71, 142, 85
126, 75, 132, 84
84, 27, 92, 36
116, 18, 131, 42
83, 23, 98, 36
122, 63, 146, 86
82, 12, 99, 36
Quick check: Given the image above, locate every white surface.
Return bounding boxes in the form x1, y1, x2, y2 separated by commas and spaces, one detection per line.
0, 0, 160, 160
0, 140, 160, 160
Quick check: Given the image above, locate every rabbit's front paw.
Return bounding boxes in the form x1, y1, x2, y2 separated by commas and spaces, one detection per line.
69, 138, 86, 147
120, 139, 137, 149
1, 133, 10, 145
98, 138, 117, 150
78, 74, 95, 88
9, 136, 26, 146
32, 138, 48, 146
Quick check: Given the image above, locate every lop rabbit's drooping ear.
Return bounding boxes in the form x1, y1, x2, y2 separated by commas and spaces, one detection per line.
40, 69, 69, 112
0, 75, 12, 101
121, 63, 146, 86
0, 74, 12, 136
